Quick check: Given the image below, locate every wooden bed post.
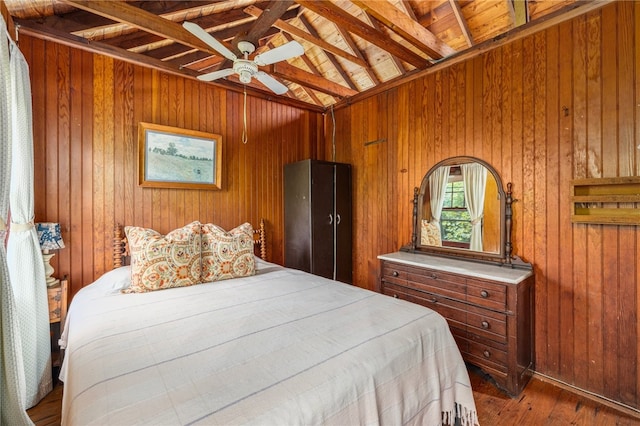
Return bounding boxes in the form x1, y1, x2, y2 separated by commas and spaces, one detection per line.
259, 219, 267, 261
113, 224, 123, 269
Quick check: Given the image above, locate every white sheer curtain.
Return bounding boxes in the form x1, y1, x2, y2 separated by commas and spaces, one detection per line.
428, 165, 450, 245
0, 16, 35, 425
461, 163, 487, 252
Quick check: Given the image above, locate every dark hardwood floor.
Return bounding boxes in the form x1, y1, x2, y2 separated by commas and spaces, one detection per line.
28, 367, 640, 425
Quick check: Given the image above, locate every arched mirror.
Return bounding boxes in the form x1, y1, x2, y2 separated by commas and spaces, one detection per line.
403, 156, 530, 268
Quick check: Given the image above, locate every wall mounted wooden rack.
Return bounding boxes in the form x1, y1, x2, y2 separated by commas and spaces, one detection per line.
571, 177, 640, 225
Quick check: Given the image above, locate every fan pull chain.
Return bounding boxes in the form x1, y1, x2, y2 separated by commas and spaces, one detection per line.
241, 86, 248, 144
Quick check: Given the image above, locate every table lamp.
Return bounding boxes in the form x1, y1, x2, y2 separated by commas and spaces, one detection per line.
36, 222, 65, 287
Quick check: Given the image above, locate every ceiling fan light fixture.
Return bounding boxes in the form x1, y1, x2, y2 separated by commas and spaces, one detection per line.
233, 60, 258, 84
239, 70, 252, 84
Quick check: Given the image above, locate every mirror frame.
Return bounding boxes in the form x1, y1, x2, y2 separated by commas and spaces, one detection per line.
402, 156, 530, 269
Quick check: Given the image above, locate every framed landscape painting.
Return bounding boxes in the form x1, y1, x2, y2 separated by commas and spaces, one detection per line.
138, 122, 222, 190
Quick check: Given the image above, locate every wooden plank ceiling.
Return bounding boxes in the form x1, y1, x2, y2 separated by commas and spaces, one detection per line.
5, 0, 580, 110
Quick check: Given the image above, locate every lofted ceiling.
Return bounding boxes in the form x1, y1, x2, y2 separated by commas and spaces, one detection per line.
3, 0, 594, 110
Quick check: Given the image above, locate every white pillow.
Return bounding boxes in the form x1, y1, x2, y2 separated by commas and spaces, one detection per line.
91, 266, 132, 294
254, 256, 282, 274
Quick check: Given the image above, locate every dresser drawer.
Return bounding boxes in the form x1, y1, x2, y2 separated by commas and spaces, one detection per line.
464, 336, 508, 373
466, 278, 506, 311
381, 262, 411, 281
466, 306, 507, 343
382, 282, 469, 328
406, 268, 466, 301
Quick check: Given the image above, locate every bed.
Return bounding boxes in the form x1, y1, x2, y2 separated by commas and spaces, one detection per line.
59, 221, 478, 425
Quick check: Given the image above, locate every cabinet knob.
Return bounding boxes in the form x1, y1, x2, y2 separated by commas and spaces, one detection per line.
429, 297, 437, 304
483, 350, 491, 358
480, 290, 489, 298
430, 273, 437, 279
392, 294, 398, 298
392, 271, 399, 277
481, 321, 490, 329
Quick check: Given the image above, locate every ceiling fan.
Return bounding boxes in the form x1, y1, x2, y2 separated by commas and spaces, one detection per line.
183, 22, 304, 95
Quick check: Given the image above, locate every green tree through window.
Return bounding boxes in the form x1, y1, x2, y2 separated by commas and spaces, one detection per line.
441, 181, 471, 245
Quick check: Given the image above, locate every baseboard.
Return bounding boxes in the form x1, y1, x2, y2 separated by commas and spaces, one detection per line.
532, 372, 640, 419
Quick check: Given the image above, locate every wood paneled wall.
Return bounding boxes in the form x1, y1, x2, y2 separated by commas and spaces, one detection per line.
325, 1, 640, 410
22, 35, 322, 299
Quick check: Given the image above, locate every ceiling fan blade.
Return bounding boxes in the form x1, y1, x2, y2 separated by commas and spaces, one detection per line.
253, 40, 304, 66
197, 68, 235, 82
183, 21, 237, 61
254, 71, 289, 95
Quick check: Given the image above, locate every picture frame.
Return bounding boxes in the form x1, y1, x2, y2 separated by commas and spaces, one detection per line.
138, 122, 222, 190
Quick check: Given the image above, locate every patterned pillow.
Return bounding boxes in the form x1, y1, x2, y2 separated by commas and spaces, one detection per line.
124, 221, 202, 293
421, 220, 442, 246
201, 222, 256, 282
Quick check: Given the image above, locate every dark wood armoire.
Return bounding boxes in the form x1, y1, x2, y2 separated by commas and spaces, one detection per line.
284, 159, 352, 284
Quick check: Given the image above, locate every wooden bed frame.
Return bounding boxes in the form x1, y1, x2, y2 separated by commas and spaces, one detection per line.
112, 219, 267, 269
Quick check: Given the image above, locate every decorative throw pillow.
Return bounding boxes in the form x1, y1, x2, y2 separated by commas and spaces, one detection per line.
124, 221, 202, 293
201, 222, 256, 282
421, 220, 442, 246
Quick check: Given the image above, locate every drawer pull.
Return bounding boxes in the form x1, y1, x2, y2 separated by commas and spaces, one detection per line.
429, 297, 437, 304
480, 290, 489, 298
481, 321, 490, 329
392, 294, 398, 298
483, 350, 491, 358
430, 273, 438, 279
392, 271, 399, 277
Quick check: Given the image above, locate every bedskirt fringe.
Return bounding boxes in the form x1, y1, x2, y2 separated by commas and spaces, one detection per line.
442, 403, 479, 426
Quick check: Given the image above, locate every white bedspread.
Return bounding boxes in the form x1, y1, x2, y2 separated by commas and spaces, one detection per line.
60, 260, 478, 425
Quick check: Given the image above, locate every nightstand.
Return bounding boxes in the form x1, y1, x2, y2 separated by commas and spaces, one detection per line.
47, 278, 68, 380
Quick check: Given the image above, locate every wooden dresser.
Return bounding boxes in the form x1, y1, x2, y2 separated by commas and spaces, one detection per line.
378, 251, 534, 396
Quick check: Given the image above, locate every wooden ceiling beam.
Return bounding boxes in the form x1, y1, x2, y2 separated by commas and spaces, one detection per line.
281, 32, 333, 105
267, 39, 323, 106
58, 0, 226, 56
31, 1, 212, 35
363, 13, 407, 76
399, 0, 418, 20
105, 5, 265, 50
297, 13, 358, 91
295, 0, 427, 69
332, 24, 379, 85
350, 0, 455, 60
268, 62, 357, 98
231, 0, 293, 48
244, 5, 368, 69
449, 0, 474, 47
178, 54, 224, 72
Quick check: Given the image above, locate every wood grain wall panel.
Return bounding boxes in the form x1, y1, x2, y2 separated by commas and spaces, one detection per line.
24, 35, 320, 300
325, 1, 640, 410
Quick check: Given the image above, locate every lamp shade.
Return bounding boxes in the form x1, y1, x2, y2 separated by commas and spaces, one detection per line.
36, 222, 65, 251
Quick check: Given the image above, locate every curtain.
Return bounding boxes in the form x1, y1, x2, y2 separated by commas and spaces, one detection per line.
0, 16, 34, 425
461, 163, 487, 252
7, 31, 52, 408
428, 165, 450, 245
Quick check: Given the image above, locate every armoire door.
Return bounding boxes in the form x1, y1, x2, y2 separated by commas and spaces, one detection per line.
310, 162, 335, 280
334, 163, 352, 283
284, 160, 312, 273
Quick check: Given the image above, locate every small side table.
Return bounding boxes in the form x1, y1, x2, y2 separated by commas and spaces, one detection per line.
47, 278, 68, 377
